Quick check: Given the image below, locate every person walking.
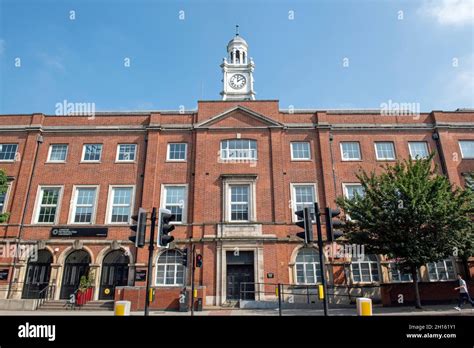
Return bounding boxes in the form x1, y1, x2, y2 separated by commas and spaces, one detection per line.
454, 273, 474, 311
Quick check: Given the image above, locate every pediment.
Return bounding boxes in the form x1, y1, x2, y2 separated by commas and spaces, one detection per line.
195, 106, 283, 129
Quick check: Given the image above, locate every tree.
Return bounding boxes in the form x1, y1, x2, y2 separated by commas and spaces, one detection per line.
0, 169, 9, 223
336, 155, 474, 309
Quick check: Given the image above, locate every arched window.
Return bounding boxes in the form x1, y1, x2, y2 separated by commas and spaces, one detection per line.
156, 250, 185, 286
295, 248, 321, 284
220, 139, 257, 160
350, 254, 379, 283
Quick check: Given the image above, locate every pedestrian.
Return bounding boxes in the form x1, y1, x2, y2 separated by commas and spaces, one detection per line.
454, 273, 474, 311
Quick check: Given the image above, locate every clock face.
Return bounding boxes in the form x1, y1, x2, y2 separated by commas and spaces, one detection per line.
229, 74, 247, 89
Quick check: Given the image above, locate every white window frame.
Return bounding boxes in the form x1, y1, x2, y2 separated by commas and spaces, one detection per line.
81, 144, 103, 163
290, 142, 311, 161
459, 140, 474, 159
350, 255, 380, 284
32, 185, 64, 225
220, 139, 258, 161
68, 185, 99, 225
290, 183, 318, 223
294, 248, 322, 285
116, 144, 137, 163
105, 185, 136, 225
427, 258, 456, 282
340, 142, 361, 161
155, 249, 186, 287
166, 143, 187, 162
0, 183, 12, 215
374, 142, 396, 161
160, 184, 188, 224
0, 143, 19, 162
223, 178, 257, 223
408, 141, 429, 160
388, 262, 413, 283
342, 183, 364, 199
47, 144, 68, 163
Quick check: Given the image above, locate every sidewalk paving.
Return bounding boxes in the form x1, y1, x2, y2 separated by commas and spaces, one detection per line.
0, 304, 473, 316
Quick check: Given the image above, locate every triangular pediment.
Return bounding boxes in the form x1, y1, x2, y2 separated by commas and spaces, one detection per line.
195, 106, 283, 129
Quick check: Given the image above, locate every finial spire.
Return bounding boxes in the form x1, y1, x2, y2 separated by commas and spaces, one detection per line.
235, 24, 239, 36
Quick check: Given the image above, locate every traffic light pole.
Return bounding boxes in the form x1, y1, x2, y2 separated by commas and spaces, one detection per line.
190, 244, 196, 316
314, 202, 329, 316
144, 207, 157, 316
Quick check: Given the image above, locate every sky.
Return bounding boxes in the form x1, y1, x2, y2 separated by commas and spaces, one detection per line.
0, 0, 473, 114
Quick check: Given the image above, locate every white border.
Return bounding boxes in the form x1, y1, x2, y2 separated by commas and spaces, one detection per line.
105, 185, 136, 224
290, 183, 318, 223
166, 143, 187, 162
115, 144, 137, 163
374, 141, 396, 160
340, 142, 361, 161
459, 140, 474, 159
159, 184, 188, 224
290, 141, 311, 161
68, 185, 100, 224
32, 185, 64, 224
47, 144, 68, 163
81, 143, 103, 163
408, 141, 429, 159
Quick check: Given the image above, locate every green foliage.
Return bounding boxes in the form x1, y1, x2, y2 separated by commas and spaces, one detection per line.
336, 154, 474, 271
78, 272, 94, 291
0, 169, 8, 223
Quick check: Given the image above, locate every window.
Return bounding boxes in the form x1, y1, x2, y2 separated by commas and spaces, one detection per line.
0, 144, 18, 161
116, 144, 136, 162
70, 187, 98, 224
34, 187, 62, 224
167, 143, 187, 161
162, 185, 187, 223
156, 249, 185, 286
427, 259, 456, 281
295, 248, 321, 284
408, 142, 429, 159
229, 185, 250, 221
388, 262, 412, 282
291, 184, 316, 221
291, 142, 311, 160
340, 142, 361, 161
375, 142, 396, 160
462, 172, 474, 190
0, 192, 5, 214
459, 140, 474, 159
220, 139, 257, 160
47, 144, 68, 162
82, 144, 102, 162
107, 186, 134, 224
351, 254, 379, 283
343, 184, 364, 199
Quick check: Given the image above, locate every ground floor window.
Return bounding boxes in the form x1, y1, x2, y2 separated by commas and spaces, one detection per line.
388, 262, 413, 282
350, 254, 379, 283
156, 249, 185, 286
295, 248, 321, 284
427, 259, 456, 281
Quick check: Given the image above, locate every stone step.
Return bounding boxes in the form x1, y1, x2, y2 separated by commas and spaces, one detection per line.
38, 300, 114, 311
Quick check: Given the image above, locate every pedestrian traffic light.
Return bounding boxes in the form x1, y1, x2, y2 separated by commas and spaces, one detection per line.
158, 208, 175, 247
326, 207, 344, 242
182, 248, 188, 267
295, 207, 313, 244
129, 208, 147, 247
196, 254, 203, 268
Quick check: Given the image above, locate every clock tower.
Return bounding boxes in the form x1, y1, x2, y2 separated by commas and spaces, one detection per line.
220, 26, 256, 101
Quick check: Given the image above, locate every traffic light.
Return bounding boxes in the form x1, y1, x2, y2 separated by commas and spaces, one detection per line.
326, 207, 344, 242
196, 254, 203, 268
182, 248, 188, 267
295, 207, 313, 244
129, 208, 147, 247
158, 208, 175, 247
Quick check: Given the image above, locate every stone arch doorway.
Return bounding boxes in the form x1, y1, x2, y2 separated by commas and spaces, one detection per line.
22, 250, 53, 299
99, 250, 129, 300
60, 250, 91, 299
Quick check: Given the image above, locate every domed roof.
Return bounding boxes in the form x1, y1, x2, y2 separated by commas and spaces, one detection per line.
227, 35, 248, 50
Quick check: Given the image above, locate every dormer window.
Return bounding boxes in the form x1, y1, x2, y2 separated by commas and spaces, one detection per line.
220, 139, 257, 160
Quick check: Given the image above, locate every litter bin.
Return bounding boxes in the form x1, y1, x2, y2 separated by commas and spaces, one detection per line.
179, 290, 189, 312
195, 298, 203, 312
115, 301, 131, 316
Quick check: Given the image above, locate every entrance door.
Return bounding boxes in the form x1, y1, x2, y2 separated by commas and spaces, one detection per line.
226, 251, 255, 301
22, 250, 53, 299
60, 250, 91, 299
99, 250, 129, 300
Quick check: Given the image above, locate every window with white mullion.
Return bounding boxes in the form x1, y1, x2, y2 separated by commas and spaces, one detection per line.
163, 186, 186, 223
408, 142, 429, 159
293, 185, 316, 221
230, 185, 249, 221
375, 142, 396, 160
36, 187, 61, 224
72, 187, 97, 223
221, 139, 257, 160
109, 187, 133, 223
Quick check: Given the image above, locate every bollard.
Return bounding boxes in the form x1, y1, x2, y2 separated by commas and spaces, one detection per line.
318, 284, 324, 300
356, 297, 372, 316
114, 300, 131, 316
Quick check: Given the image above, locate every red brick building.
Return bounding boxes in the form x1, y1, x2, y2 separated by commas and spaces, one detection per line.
0, 34, 473, 309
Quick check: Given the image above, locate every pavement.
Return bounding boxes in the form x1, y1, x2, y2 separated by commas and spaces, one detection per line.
0, 304, 473, 316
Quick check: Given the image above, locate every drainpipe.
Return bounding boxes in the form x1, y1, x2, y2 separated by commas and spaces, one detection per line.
7, 133, 43, 299
432, 131, 449, 178
328, 132, 338, 202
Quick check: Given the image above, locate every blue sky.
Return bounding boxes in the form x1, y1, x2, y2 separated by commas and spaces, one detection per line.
0, 0, 473, 114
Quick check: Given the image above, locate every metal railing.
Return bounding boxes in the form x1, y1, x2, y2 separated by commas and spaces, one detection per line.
36, 284, 56, 309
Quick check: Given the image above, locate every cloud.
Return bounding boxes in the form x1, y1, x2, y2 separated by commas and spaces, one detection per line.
37, 52, 65, 72
442, 54, 474, 107
418, 0, 474, 26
